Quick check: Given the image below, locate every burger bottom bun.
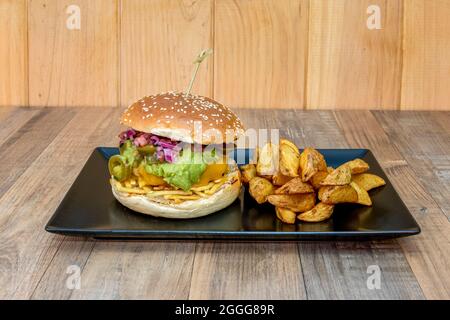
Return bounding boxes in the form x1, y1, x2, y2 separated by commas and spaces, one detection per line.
111, 177, 241, 219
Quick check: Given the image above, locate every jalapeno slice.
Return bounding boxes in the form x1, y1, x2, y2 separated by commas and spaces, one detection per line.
137, 144, 156, 155
108, 155, 131, 181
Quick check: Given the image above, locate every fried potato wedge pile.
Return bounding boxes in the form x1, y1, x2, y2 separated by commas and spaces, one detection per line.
274, 177, 314, 195
279, 139, 300, 177
299, 147, 327, 182
240, 140, 387, 224
298, 203, 334, 222
249, 177, 274, 204
351, 173, 386, 191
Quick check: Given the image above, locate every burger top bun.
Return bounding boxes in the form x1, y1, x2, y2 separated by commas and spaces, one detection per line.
121, 92, 245, 145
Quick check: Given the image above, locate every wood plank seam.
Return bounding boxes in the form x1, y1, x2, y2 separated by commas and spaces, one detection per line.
364, 110, 449, 298
0, 108, 117, 298
332, 110, 427, 298
25, 0, 30, 107
303, 0, 310, 110
29, 237, 97, 299
65, 240, 96, 300
29, 236, 65, 299
334, 109, 419, 274
211, 0, 215, 99
296, 244, 310, 299
117, 0, 122, 107
371, 111, 450, 222
0, 107, 38, 147
398, 0, 405, 111
289, 108, 422, 299
0, 108, 76, 199
187, 241, 199, 300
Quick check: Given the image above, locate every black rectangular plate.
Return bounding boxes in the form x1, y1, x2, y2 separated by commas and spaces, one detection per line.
45, 148, 420, 240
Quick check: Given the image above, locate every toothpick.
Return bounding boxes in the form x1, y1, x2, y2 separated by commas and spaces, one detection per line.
186, 48, 213, 95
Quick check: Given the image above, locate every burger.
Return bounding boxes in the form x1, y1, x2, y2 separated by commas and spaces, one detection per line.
109, 91, 245, 219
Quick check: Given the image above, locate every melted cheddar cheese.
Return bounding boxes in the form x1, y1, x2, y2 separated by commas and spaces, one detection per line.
127, 163, 229, 189
192, 163, 228, 187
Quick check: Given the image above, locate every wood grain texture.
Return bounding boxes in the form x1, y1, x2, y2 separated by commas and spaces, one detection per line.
188, 109, 423, 300
430, 112, 450, 135
307, 0, 403, 109
334, 110, 450, 300
286, 109, 423, 299
401, 0, 450, 110
0, 0, 27, 106
0, 108, 449, 299
26, 108, 195, 300
189, 242, 306, 299
0, 108, 118, 299
69, 241, 195, 299
0, 107, 39, 145
299, 242, 424, 299
120, 0, 213, 108
373, 111, 450, 219
188, 108, 309, 299
28, 0, 118, 107
214, 0, 308, 109
0, 109, 75, 198
31, 237, 96, 299
0, 0, 450, 110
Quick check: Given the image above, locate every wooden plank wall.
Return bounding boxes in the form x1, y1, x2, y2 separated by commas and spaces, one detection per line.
0, 0, 27, 106
120, 0, 213, 108
307, 0, 403, 109
28, 0, 118, 107
401, 0, 450, 110
0, 0, 449, 110
214, 0, 309, 109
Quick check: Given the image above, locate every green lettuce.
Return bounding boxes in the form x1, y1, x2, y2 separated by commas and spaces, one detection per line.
119, 140, 140, 165
144, 149, 217, 191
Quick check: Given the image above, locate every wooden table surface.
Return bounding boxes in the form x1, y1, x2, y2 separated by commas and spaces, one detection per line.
0, 107, 449, 300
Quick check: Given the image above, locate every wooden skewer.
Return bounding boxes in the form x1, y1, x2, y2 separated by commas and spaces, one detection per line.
186, 48, 213, 94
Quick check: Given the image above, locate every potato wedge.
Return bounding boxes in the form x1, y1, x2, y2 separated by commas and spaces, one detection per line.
345, 158, 369, 174
318, 185, 358, 204
275, 207, 297, 224
350, 182, 372, 206
320, 164, 352, 186
299, 147, 327, 182
279, 139, 300, 177
297, 202, 334, 222
240, 164, 256, 184
327, 166, 334, 173
268, 193, 316, 212
272, 172, 293, 186
352, 173, 386, 191
249, 177, 274, 204
275, 177, 314, 194
310, 171, 328, 189
256, 142, 279, 176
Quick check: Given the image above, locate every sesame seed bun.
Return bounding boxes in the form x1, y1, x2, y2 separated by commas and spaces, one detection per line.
121, 92, 245, 145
